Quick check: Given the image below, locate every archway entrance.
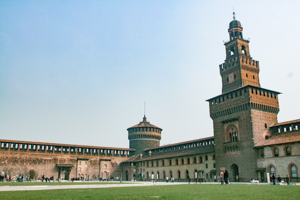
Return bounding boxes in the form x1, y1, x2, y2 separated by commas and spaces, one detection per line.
230, 164, 239, 182
125, 170, 129, 181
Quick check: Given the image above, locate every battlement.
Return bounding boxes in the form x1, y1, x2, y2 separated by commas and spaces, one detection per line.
219, 55, 259, 73
207, 86, 280, 119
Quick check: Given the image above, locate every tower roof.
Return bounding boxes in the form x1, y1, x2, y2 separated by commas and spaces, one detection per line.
127, 115, 162, 130
229, 19, 242, 29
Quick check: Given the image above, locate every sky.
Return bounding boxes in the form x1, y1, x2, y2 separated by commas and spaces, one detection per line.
0, 0, 300, 148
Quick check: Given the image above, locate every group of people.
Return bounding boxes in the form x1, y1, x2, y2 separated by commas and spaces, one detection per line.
0, 174, 31, 182
38, 175, 54, 182
219, 170, 229, 185
271, 174, 290, 185
219, 171, 291, 185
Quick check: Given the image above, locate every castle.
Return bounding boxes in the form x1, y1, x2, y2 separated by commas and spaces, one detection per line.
1, 16, 299, 182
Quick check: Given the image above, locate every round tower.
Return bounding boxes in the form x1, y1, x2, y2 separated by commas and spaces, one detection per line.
127, 116, 162, 155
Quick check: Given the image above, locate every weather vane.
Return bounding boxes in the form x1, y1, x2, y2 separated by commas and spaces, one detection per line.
233, 7, 236, 20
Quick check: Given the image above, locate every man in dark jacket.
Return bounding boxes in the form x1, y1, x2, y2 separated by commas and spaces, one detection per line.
224, 170, 229, 184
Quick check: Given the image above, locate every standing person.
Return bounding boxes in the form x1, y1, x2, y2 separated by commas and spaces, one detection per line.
285, 175, 290, 185
277, 175, 281, 184
224, 170, 229, 185
166, 176, 169, 183
272, 174, 276, 185
151, 174, 154, 184
219, 171, 224, 185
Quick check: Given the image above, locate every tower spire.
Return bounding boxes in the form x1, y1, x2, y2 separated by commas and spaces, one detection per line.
144, 102, 146, 117
143, 102, 147, 122
233, 11, 236, 20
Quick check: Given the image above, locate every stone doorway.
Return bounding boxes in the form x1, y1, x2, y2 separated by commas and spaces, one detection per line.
125, 170, 129, 181
230, 164, 239, 182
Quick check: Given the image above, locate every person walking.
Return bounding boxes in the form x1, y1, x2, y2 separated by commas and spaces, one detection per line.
224, 170, 229, 185
272, 174, 276, 185
285, 175, 290, 185
219, 171, 224, 185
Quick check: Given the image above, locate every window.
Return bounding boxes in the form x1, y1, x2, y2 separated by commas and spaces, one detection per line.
212, 155, 215, 160
169, 160, 172, 166
258, 149, 264, 158
213, 163, 216, 168
270, 166, 275, 176
205, 155, 208, 161
178, 170, 181, 179
200, 156, 203, 163
175, 159, 178, 165
286, 147, 291, 156
291, 166, 297, 177
229, 127, 238, 142
187, 158, 190, 164
162, 160, 164, 166
241, 45, 247, 55
206, 164, 208, 168
274, 148, 279, 157
181, 158, 184, 165
193, 157, 197, 163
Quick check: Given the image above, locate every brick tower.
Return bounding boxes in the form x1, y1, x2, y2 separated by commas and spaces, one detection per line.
207, 13, 280, 181
127, 116, 162, 155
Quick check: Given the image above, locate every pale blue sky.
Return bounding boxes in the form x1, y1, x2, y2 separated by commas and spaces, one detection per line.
1, 0, 299, 148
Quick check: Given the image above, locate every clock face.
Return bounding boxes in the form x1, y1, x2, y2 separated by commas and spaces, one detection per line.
228, 73, 234, 83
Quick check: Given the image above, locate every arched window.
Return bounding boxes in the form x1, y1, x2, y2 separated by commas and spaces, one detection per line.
162, 160, 165, 166
241, 45, 247, 55
175, 159, 178, 165
157, 171, 160, 179
170, 171, 173, 178
178, 170, 181, 179
205, 155, 208, 161
230, 46, 235, 56
169, 159, 172, 166
181, 158, 184, 165
274, 148, 279, 157
193, 157, 197, 163
186, 170, 189, 179
200, 156, 203, 163
270, 166, 275, 176
187, 158, 190, 164
286, 147, 291, 156
163, 171, 166, 179
227, 125, 238, 142
291, 165, 297, 177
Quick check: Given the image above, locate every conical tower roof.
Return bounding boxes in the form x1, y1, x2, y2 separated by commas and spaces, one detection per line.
127, 116, 162, 130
